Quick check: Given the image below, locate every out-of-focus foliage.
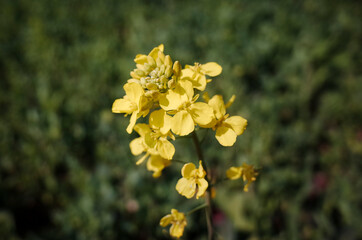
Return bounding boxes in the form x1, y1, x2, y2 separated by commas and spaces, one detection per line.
0, 0, 361, 239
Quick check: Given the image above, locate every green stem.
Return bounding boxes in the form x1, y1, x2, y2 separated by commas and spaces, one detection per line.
191, 131, 214, 240
186, 203, 208, 216
172, 159, 188, 164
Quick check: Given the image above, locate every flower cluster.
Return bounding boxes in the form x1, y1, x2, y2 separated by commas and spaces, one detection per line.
112, 45, 257, 238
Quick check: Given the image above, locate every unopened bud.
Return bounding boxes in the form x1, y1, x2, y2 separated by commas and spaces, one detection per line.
130, 71, 140, 79
146, 83, 158, 90
165, 55, 172, 68
147, 56, 156, 67
158, 51, 165, 62
173, 61, 181, 77
164, 66, 172, 78
135, 69, 146, 77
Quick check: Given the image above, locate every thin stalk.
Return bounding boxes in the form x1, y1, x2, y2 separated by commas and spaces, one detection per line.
186, 203, 208, 216
191, 131, 214, 240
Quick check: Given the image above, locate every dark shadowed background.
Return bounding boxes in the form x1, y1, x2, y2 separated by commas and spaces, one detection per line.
0, 0, 361, 239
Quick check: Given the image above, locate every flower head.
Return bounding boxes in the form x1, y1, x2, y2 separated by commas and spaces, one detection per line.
181, 62, 222, 91
160, 209, 187, 238
129, 44, 181, 99
204, 94, 247, 146
176, 161, 208, 199
112, 82, 151, 133
226, 163, 258, 192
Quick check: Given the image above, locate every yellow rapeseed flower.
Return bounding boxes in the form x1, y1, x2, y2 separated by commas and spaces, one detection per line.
129, 120, 174, 177
128, 44, 181, 99
176, 161, 208, 199
159, 80, 214, 136
160, 209, 187, 238
226, 163, 258, 192
203, 94, 247, 146
181, 62, 222, 91
112, 82, 151, 134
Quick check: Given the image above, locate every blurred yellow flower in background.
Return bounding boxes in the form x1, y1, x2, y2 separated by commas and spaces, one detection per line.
160, 209, 187, 238
226, 163, 258, 192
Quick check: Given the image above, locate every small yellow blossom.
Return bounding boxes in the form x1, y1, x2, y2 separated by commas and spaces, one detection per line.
159, 80, 214, 136
203, 94, 247, 146
181, 62, 222, 91
112, 82, 151, 134
128, 44, 181, 99
226, 163, 258, 192
129, 121, 174, 177
176, 161, 208, 199
160, 209, 187, 238
130, 122, 175, 162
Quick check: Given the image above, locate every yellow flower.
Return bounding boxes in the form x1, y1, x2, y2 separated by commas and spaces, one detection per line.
176, 161, 208, 199
159, 80, 214, 136
130, 120, 175, 162
226, 163, 258, 192
112, 82, 150, 134
128, 44, 181, 99
129, 118, 175, 177
160, 209, 187, 238
204, 94, 247, 146
181, 62, 222, 91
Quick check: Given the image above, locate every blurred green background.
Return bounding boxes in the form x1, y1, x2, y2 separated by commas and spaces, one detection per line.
1, 0, 361, 239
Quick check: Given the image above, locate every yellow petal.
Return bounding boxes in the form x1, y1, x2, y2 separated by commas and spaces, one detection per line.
196, 178, 209, 199
225, 95, 236, 108
208, 95, 226, 119
149, 109, 172, 134
189, 102, 214, 126
157, 139, 175, 160
124, 82, 144, 103
159, 89, 184, 111
170, 221, 185, 238
201, 62, 222, 77
215, 125, 237, 146
176, 178, 196, 198
181, 163, 196, 178
136, 153, 149, 165
112, 99, 134, 114
196, 160, 206, 178
129, 137, 145, 156
224, 116, 247, 135
193, 75, 207, 91
134, 123, 151, 137
171, 110, 194, 136
126, 111, 138, 134
181, 68, 194, 79
160, 214, 173, 227
147, 155, 170, 178
144, 132, 157, 149
226, 166, 242, 180
177, 80, 194, 100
